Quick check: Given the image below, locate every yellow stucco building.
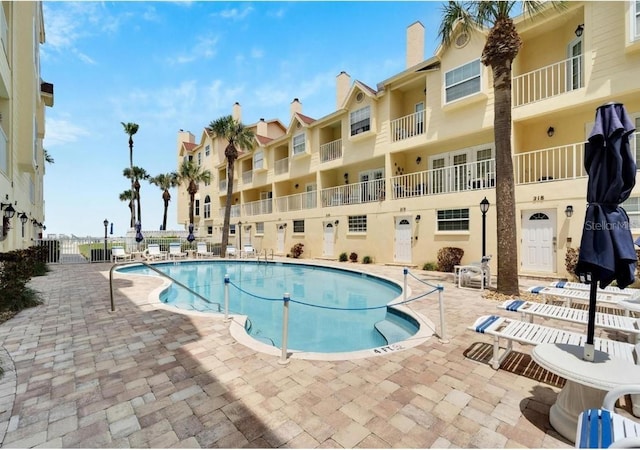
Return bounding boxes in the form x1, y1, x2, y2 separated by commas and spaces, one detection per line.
0, 1, 52, 252
177, 1, 640, 279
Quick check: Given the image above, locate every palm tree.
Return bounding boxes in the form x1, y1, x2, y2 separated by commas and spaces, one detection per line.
43, 149, 54, 164
149, 172, 179, 231
122, 122, 140, 223
176, 159, 212, 228
119, 190, 135, 228
207, 115, 255, 257
123, 166, 149, 225
438, 1, 564, 295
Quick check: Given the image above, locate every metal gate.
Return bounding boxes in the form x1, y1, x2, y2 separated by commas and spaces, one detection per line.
36, 237, 113, 264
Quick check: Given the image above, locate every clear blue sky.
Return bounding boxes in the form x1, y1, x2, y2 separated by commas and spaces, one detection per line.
42, 1, 445, 237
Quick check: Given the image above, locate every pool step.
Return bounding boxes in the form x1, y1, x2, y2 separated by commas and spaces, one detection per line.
375, 318, 414, 345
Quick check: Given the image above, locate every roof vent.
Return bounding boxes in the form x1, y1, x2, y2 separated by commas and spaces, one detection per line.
356, 92, 364, 103
455, 32, 470, 48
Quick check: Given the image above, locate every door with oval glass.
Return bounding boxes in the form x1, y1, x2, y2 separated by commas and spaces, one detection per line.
521, 209, 556, 273
394, 216, 412, 263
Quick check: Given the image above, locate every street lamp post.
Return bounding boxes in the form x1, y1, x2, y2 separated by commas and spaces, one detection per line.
479, 197, 490, 257
103, 218, 109, 261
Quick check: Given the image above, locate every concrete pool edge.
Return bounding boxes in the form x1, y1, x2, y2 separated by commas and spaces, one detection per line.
113, 259, 437, 361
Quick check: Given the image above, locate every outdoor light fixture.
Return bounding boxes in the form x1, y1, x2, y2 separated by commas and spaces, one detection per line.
547, 126, 555, 137
565, 205, 574, 218
480, 197, 490, 257
294, 183, 299, 189
415, 214, 421, 223
103, 219, 109, 261
416, 157, 422, 165
1, 202, 15, 219
334, 220, 339, 225
18, 212, 28, 224
575, 24, 584, 37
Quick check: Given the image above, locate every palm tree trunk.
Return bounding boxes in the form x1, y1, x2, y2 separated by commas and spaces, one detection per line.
129, 139, 135, 225
162, 199, 169, 231
221, 160, 235, 258
492, 61, 519, 296
136, 189, 142, 225
129, 200, 135, 228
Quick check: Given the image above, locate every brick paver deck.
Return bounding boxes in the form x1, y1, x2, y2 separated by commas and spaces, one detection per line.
0, 261, 574, 448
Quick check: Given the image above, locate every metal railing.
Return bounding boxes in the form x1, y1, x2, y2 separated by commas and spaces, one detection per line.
514, 142, 587, 184
320, 179, 385, 207
274, 157, 289, 175
242, 169, 253, 184
320, 139, 342, 163
390, 111, 425, 143
513, 54, 583, 107
242, 198, 273, 216
275, 191, 317, 212
108, 260, 222, 313
218, 204, 241, 218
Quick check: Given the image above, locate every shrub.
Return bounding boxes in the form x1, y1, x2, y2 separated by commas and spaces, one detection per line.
436, 247, 464, 272
339, 252, 348, 262
422, 262, 437, 271
0, 249, 44, 312
349, 252, 358, 263
290, 243, 304, 259
565, 247, 580, 280
362, 256, 372, 264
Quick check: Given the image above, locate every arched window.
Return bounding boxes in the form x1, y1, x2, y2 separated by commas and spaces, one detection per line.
530, 213, 549, 221
204, 195, 211, 219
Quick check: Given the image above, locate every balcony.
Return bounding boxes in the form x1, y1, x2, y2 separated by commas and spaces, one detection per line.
390, 111, 425, 143
242, 198, 273, 216
391, 159, 495, 199
218, 205, 241, 218
321, 179, 385, 207
274, 157, 289, 175
513, 55, 584, 107
320, 139, 342, 163
276, 191, 317, 212
515, 142, 587, 184
218, 179, 237, 193
242, 169, 253, 184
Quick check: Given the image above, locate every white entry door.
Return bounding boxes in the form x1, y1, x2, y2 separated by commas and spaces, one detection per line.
522, 210, 556, 272
394, 217, 412, 263
277, 224, 285, 254
323, 222, 335, 257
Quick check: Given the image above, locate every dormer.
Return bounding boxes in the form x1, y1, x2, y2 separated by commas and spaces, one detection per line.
339, 81, 378, 141
289, 112, 314, 158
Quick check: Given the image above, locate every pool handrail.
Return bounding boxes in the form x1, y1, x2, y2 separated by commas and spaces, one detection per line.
109, 260, 222, 313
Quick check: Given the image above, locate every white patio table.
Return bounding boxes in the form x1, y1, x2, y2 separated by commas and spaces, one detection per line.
532, 343, 640, 443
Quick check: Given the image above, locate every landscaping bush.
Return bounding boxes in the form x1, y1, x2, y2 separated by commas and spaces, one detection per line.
362, 256, 372, 264
565, 247, 580, 280
0, 249, 43, 312
339, 252, 348, 262
290, 243, 304, 259
436, 247, 464, 272
349, 252, 358, 263
422, 262, 437, 271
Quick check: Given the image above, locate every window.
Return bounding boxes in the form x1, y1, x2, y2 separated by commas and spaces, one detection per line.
254, 150, 264, 169
197, 152, 202, 166
205, 145, 210, 156
348, 215, 367, 232
230, 224, 236, 235
204, 195, 211, 219
293, 220, 305, 233
350, 106, 371, 136
635, 0, 640, 40
635, 117, 640, 163
256, 222, 264, 234
445, 59, 481, 103
623, 197, 640, 228
207, 226, 213, 235
194, 199, 200, 216
437, 208, 469, 231
292, 133, 306, 155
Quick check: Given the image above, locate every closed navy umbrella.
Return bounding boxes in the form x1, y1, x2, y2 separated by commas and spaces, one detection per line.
187, 223, 195, 242
135, 221, 144, 243
576, 102, 637, 361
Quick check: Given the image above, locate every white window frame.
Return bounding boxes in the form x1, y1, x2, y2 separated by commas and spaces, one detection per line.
194, 199, 200, 216
350, 106, 371, 136
444, 59, 481, 103
623, 196, 640, 229
203, 195, 211, 219
293, 219, 305, 233
205, 144, 210, 156
256, 222, 264, 235
348, 215, 367, 233
253, 150, 264, 169
197, 152, 202, 165
633, 0, 640, 41
437, 208, 469, 231
292, 133, 306, 155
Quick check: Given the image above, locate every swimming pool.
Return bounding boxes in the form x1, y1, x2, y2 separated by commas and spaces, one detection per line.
118, 260, 421, 353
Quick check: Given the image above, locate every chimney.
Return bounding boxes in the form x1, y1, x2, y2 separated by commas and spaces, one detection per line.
290, 98, 302, 117
406, 21, 425, 68
232, 102, 242, 121
336, 71, 351, 109
257, 118, 267, 137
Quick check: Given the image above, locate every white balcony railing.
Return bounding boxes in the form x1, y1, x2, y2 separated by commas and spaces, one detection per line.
242, 199, 273, 216
219, 180, 226, 192
321, 179, 385, 207
320, 139, 342, 163
391, 159, 495, 199
390, 111, 425, 143
274, 157, 289, 175
276, 191, 318, 212
218, 204, 241, 218
515, 143, 587, 184
513, 54, 584, 107
242, 169, 253, 184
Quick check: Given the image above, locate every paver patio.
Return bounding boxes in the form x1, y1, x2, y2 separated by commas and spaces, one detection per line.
0, 261, 576, 448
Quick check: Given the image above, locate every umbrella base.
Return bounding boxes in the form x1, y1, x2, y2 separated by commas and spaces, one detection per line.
584, 343, 595, 362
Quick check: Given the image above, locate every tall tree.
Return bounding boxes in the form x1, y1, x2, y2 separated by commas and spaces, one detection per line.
149, 172, 179, 231
438, 1, 564, 295
123, 166, 149, 225
176, 160, 212, 229
207, 116, 255, 258
119, 190, 135, 228
121, 122, 140, 224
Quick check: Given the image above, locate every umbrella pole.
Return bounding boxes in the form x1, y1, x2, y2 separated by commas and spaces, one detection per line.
584, 276, 597, 361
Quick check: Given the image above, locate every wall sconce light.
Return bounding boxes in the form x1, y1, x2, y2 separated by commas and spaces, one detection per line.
1, 202, 15, 219
423, 88, 426, 95
575, 24, 584, 37
334, 220, 339, 225
416, 157, 422, 165
283, 223, 287, 228
565, 205, 574, 218
344, 173, 349, 184
547, 126, 555, 137
294, 183, 299, 189
18, 212, 28, 224
415, 214, 421, 223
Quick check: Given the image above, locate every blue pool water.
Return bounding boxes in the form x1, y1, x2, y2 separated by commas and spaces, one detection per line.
118, 261, 419, 353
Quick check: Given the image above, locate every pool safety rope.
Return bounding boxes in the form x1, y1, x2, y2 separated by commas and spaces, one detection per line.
221, 267, 447, 363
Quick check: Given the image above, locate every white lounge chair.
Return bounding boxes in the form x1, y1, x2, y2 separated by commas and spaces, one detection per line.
242, 244, 256, 258
111, 246, 132, 263
550, 280, 640, 297
168, 242, 187, 260
527, 286, 629, 309
196, 242, 214, 259
226, 245, 237, 258
498, 299, 640, 343
469, 314, 635, 370
144, 244, 167, 261
456, 255, 491, 290
577, 385, 640, 448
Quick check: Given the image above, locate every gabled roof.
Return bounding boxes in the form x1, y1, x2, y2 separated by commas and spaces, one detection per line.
183, 142, 197, 152
295, 112, 315, 125
338, 80, 378, 110
256, 135, 273, 145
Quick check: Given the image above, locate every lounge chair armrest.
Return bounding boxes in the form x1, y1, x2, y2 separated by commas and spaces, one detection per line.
603, 385, 640, 410
610, 437, 640, 448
